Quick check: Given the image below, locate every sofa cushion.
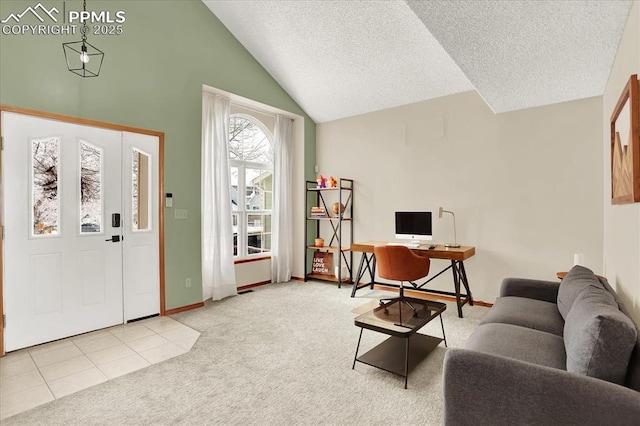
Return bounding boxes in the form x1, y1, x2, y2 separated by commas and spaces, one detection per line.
564, 285, 638, 385
479, 296, 564, 336
557, 265, 603, 319
499, 277, 560, 303
465, 323, 566, 370
598, 277, 640, 392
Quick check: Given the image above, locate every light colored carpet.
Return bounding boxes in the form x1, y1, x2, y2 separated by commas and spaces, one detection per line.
4, 281, 488, 425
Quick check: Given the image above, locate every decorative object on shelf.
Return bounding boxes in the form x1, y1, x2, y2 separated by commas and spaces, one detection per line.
316, 174, 327, 188
610, 74, 639, 204
438, 207, 461, 248
327, 176, 338, 188
335, 265, 349, 280
312, 252, 333, 276
332, 202, 345, 216
62, 0, 105, 78
315, 238, 325, 247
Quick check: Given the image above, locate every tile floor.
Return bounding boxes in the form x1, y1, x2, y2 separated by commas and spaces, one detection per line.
0, 316, 200, 420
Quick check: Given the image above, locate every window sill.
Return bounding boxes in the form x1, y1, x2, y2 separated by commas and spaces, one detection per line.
234, 255, 271, 265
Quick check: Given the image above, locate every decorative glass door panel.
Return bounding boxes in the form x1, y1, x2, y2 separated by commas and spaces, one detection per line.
79, 140, 103, 234
131, 148, 152, 232
31, 136, 60, 237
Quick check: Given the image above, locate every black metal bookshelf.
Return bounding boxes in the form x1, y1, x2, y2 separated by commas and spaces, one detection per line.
304, 178, 354, 287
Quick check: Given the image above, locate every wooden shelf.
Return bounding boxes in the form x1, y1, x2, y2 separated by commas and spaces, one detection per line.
307, 186, 353, 192
307, 187, 341, 191
307, 245, 351, 251
306, 273, 351, 283
307, 217, 352, 221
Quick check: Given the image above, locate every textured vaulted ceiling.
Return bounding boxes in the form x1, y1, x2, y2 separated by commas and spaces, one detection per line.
203, 0, 632, 123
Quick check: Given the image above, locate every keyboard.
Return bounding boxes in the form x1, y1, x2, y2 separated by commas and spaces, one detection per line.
386, 242, 420, 249
386, 242, 438, 249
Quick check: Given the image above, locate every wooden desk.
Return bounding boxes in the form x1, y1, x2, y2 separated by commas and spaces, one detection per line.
350, 241, 476, 318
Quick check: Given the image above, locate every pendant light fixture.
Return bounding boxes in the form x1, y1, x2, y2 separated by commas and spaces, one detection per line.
62, 0, 104, 77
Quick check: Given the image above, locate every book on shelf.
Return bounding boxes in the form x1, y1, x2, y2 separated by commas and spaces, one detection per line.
310, 206, 327, 218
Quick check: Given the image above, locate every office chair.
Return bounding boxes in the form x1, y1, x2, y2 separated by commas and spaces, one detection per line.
374, 245, 431, 315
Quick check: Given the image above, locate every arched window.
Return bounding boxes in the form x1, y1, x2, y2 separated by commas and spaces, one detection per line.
229, 114, 274, 258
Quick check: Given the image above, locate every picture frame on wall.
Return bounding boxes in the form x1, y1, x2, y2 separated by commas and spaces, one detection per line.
610, 74, 640, 204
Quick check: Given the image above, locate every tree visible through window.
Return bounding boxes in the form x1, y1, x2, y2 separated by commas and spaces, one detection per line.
32, 137, 60, 236
229, 115, 273, 258
80, 141, 102, 233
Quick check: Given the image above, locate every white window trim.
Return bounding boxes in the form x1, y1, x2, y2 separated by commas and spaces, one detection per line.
229, 114, 274, 259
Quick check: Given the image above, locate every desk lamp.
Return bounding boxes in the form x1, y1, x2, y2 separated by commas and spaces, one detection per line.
438, 207, 461, 248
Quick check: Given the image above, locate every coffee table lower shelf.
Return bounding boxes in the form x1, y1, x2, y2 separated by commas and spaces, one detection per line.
354, 333, 443, 387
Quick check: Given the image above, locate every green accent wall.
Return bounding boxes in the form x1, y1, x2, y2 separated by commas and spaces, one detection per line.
0, 0, 316, 309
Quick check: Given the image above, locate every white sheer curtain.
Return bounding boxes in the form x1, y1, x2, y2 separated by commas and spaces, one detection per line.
202, 92, 237, 301
271, 114, 294, 283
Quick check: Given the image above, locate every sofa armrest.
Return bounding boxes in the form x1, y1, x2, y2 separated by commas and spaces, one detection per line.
500, 277, 560, 303
443, 348, 640, 426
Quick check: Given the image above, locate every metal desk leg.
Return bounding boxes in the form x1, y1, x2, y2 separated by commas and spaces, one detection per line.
459, 261, 474, 306
350, 253, 377, 297
451, 260, 463, 318
351, 254, 367, 297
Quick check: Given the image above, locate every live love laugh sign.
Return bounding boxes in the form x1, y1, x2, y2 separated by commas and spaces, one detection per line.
312, 252, 333, 276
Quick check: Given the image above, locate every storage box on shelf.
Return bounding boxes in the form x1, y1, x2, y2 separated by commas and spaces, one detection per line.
304, 178, 354, 287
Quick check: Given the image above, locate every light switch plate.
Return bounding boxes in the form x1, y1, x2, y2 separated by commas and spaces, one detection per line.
174, 209, 188, 220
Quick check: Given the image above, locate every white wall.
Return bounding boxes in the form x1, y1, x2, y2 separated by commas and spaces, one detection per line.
235, 258, 271, 287
603, 1, 640, 322
317, 91, 603, 303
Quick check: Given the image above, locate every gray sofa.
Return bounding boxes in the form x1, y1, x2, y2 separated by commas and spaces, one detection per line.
443, 265, 640, 425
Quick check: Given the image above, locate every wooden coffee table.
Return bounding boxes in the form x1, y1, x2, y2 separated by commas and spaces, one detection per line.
352, 297, 447, 388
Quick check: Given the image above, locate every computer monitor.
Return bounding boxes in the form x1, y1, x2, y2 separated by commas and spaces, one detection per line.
395, 211, 433, 242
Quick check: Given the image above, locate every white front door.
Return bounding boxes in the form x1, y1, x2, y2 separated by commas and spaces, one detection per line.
2, 112, 161, 352
3, 112, 124, 351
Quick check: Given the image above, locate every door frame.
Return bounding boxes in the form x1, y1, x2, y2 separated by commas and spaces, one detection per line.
0, 104, 166, 356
